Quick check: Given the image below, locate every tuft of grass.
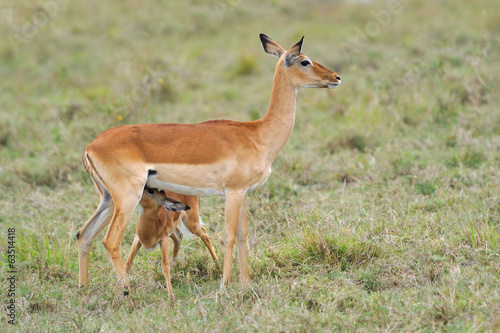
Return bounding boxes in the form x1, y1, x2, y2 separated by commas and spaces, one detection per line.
13, 232, 76, 271
279, 223, 382, 271
461, 149, 486, 169
414, 182, 436, 196
358, 268, 383, 293
232, 55, 258, 77
328, 132, 369, 153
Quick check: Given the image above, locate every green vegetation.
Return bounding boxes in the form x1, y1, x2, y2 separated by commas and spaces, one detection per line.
1, 0, 499, 331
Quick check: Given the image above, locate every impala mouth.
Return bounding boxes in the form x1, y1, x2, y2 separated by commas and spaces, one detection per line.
328, 81, 341, 88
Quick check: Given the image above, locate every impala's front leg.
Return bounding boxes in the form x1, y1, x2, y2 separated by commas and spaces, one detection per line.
160, 237, 175, 300
222, 189, 246, 288
160, 237, 175, 301
125, 234, 142, 274
170, 228, 183, 263
237, 194, 250, 284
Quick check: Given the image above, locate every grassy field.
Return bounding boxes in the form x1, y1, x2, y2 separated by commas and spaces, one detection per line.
1, 0, 500, 331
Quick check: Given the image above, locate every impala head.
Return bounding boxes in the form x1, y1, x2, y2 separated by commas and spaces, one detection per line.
142, 187, 191, 212
260, 33, 341, 89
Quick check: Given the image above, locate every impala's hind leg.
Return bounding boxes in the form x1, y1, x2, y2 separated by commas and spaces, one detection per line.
77, 182, 114, 287
102, 191, 142, 295
159, 237, 175, 300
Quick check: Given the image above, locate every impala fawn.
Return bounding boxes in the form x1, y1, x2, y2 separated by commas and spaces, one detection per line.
124, 186, 217, 298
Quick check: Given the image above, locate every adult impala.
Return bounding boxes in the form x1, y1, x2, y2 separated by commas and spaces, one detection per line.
77, 34, 341, 293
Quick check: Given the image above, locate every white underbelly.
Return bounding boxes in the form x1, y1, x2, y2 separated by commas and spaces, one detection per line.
146, 178, 224, 197
145, 162, 271, 197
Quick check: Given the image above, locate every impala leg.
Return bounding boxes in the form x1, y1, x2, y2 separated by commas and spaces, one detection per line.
237, 194, 250, 285
221, 190, 246, 288
160, 238, 175, 300
125, 234, 142, 274
183, 213, 218, 262
169, 227, 183, 263
102, 194, 140, 295
198, 225, 218, 262
77, 187, 114, 287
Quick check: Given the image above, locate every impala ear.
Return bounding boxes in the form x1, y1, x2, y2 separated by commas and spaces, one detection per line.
260, 33, 285, 59
284, 36, 304, 67
163, 201, 191, 212
156, 191, 191, 212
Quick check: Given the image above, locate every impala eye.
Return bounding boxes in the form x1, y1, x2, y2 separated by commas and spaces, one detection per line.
147, 188, 154, 195
300, 60, 310, 67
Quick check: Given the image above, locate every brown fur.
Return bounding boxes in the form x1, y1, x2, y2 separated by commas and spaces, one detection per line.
124, 189, 217, 299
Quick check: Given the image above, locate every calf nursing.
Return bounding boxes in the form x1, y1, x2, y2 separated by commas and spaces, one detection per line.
124, 187, 217, 299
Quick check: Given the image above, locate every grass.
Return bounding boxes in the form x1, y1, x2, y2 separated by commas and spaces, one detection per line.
1, 0, 500, 331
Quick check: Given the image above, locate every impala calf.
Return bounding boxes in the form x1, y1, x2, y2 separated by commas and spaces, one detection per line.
77, 34, 340, 294
124, 187, 217, 299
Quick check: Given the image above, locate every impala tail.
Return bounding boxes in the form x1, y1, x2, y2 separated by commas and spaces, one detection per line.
82, 151, 109, 196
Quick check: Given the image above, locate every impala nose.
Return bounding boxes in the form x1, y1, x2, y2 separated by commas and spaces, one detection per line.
335, 75, 341, 81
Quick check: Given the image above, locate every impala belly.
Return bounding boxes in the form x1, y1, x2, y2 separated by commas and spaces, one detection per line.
146, 179, 224, 197
145, 160, 271, 197
146, 163, 225, 197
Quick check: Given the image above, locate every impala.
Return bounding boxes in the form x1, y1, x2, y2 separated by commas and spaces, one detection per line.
77, 34, 341, 293
124, 187, 217, 299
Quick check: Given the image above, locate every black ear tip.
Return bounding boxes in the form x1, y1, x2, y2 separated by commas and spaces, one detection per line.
297, 36, 305, 53
184, 204, 191, 211
260, 33, 270, 41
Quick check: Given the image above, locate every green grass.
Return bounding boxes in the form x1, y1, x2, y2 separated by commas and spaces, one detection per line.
1, 0, 500, 331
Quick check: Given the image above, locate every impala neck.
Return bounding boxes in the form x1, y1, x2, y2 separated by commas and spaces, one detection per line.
259, 63, 298, 163
139, 206, 158, 223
